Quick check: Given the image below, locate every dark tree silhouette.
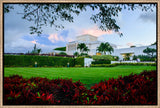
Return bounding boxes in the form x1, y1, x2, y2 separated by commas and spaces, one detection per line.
143, 47, 156, 57
4, 4, 156, 36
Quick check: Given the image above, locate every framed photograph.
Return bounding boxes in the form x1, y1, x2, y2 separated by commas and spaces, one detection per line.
1, 0, 159, 107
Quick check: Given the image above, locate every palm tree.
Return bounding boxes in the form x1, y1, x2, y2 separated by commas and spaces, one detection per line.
96, 43, 105, 54
107, 45, 114, 55
77, 43, 86, 53
97, 42, 114, 55
83, 46, 90, 54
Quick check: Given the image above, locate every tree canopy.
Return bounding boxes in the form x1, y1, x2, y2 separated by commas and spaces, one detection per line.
4, 4, 156, 36
54, 47, 66, 51
143, 47, 156, 57
77, 43, 90, 54
29, 44, 42, 54
97, 42, 114, 55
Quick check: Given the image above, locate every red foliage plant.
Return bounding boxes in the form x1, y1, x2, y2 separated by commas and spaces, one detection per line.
4, 70, 157, 105
85, 70, 157, 105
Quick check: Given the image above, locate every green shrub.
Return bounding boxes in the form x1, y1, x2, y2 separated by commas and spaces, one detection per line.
112, 56, 119, 61
4, 55, 86, 67
90, 63, 156, 67
75, 65, 82, 67
4, 55, 75, 67
92, 60, 111, 64
92, 55, 114, 61
133, 55, 156, 61
91, 64, 117, 67
75, 57, 84, 67
54, 47, 66, 51
58, 52, 67, 55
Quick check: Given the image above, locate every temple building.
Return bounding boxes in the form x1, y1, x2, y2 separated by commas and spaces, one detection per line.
66, 34, 117, 55
64, 34, 156, 60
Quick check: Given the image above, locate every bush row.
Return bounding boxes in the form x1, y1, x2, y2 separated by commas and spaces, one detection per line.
4, 70, 157, 105
133, 55, 156, 61
92, 55, 114, 61
4, 55, 84, 67
92, 60, 111, 64
91, 63, 156, 67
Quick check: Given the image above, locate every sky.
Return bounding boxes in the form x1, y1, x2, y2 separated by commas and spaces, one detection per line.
4, 4, 156, 53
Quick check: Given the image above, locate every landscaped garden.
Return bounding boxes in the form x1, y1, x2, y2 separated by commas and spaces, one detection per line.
4, 55, 157, 105
4, 65, 156, 88
4, 69, 157, 105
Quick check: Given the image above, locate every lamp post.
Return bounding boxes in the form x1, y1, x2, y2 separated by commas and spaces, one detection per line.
35, 61, 37, 67
67, 62, 70, 68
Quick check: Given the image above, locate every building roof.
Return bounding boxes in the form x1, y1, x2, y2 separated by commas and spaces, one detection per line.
76, 34, 98, 42
76, 34, 97, 38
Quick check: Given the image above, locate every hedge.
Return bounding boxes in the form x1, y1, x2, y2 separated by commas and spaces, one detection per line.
74, 57, 84, 67
133, 55, 156, 61
91, 63, 156, 67
4, 55, 84, 67
92, 60, 111, 64
92, 55, 114, 61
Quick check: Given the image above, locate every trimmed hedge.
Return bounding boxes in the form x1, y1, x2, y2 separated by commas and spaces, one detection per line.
91, 63, 156, 67
75, 57, 84, 67
4, 55, 84, 67
92, 60, 111, 64
92, 55, 114, 61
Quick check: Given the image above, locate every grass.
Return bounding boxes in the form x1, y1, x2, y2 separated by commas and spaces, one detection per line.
4, 65, 156, 88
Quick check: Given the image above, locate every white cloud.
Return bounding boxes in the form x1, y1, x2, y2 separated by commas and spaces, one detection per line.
48, 34, 65, 43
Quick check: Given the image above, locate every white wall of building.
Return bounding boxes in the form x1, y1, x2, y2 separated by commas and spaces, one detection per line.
66, 34, 116, 55
112, 45, 156, 60
66, 34, 156, 59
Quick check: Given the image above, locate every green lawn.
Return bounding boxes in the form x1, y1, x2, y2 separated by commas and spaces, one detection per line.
4, 65, 156, 88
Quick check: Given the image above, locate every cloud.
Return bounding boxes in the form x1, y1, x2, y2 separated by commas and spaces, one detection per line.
78, 25, 113, 37
48, 34, 65, 43
4, 38, 34, 53
31, 40, 37, 44
126, 42, 134, 47
139, 12, 156, 24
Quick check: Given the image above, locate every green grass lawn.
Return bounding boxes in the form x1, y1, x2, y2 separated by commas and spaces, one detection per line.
4, 65, 156, 88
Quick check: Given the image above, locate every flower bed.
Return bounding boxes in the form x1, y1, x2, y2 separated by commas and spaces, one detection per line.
86, 70, 157, 105
4, 70, 157, 105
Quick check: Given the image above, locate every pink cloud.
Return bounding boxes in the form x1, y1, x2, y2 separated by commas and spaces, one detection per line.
59, 36, 65, 42
79, 26, 113, 37
31, 40, 37, 44
48, 34, 65, 43
126, 42, 134, 46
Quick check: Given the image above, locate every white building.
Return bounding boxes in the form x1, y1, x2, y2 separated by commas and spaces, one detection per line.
66, 34, 156, 60
112, 45, 156, 60
66, 34, 117, 55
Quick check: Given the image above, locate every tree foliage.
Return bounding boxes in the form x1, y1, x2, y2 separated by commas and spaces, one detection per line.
73, 52, 79, 57
58, 52, 67, 55
77, 43, 90, 54
29, 44, 42, 54
4, 4, 156, 36
143, 47, 156, 57
97, 42, 114, 55
54, 47, 66, 51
